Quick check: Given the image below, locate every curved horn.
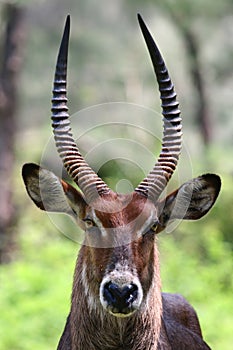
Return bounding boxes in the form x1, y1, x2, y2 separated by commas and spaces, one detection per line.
51, 15, 111, 202
135, 14, 182, 200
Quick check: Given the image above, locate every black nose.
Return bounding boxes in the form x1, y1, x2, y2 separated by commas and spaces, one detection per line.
103, 282, 138, 314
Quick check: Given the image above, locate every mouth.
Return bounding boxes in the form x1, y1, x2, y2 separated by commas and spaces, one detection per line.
106, 305, 138, 318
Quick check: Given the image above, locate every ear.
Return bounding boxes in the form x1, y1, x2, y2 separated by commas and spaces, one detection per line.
22, 163, 86, 219
156, 174, 221, 233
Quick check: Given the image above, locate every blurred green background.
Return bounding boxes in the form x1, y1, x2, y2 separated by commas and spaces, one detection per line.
0, 0, 232, 349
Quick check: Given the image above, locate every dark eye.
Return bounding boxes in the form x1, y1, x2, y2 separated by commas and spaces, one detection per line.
143, 220, 159, 236
83, 218, 96, 229
150, 221, 159, 233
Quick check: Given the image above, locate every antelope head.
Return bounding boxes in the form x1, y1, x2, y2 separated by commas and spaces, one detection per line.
22, 15, 221, 319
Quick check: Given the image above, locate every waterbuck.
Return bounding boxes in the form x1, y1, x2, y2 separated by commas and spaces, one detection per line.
22, 15, 221, 349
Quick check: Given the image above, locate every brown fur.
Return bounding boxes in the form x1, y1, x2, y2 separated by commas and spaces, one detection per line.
22, 164, 220, 349
56, 194, 211, 349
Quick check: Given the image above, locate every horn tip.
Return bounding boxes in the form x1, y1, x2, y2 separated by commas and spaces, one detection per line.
65, 14, 70, 28
57, 15, 71, 63
64, 14, 71, 39
137, 13, 143, 24
137, 13, 147, 32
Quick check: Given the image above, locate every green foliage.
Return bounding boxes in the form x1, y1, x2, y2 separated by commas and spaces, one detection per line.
0, 218, 76, 350
160, 226, 233, 349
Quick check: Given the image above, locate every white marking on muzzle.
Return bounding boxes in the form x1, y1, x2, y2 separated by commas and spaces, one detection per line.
99, 263, 143, 316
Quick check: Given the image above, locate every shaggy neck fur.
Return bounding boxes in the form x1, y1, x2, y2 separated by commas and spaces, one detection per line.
70, 244, 162, 350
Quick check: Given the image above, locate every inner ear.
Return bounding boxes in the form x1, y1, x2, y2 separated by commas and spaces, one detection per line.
22, 163, 86, 218
156, 173, 221, 233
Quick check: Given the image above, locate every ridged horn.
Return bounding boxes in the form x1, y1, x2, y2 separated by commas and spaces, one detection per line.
135, 14, 182, 200
51, 15, 111, 202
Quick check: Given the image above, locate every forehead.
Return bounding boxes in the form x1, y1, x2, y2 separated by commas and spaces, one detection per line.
88, 192, 157, 229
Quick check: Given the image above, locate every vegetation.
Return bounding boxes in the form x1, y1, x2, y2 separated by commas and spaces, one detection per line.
0, 0, 232, 349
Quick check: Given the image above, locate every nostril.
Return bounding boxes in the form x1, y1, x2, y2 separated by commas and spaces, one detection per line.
103, 282, 118, 305
103, 282, 138, 308
123, 283, 138, 303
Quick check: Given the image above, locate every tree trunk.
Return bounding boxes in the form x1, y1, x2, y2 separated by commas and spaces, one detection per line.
164, 8, 212, 146
0, 4, 26, 263
182, 28, 211, 145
